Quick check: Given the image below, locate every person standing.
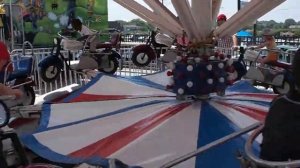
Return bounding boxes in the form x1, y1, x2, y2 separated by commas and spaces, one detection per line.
215, 14, 238, 57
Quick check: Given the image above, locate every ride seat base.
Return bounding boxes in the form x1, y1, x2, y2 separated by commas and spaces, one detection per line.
96, 33, 121, 49
7, 57, 33, 82
266, 61, 292, 69
96, 42, 114, 49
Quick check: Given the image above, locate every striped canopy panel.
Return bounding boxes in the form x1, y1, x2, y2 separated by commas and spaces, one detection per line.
21, 72, 276, 168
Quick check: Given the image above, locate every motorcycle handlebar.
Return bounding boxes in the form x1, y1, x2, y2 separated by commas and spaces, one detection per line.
58, 29, 101, 41
57, 31, 71, 40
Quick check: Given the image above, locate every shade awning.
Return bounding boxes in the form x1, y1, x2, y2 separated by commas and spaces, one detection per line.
237, 30, 253, 37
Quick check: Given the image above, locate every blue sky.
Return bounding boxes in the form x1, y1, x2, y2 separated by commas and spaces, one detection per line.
108, 0, 300, 22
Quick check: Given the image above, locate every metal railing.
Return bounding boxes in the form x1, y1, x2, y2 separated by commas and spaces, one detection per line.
239, 36, 300, 48
9, 43, 164, 95
10, 48, 88, 95
245, 125, 300, 168
9, 41, 296, 96
160, 122, 263, 168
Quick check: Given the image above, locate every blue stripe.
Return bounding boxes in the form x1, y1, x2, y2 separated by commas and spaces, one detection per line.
62, 74, 104, 103
63, 73, 169, 103
35, 99, 174, 133
195, 102, 260, 168
21, 134, 144, 168
232, 99, 271, 107
21, 134, 110, 166
118, 76, 167, 91
22, 99, 175, 167
227, 80, 270, 93
212, 98, 271, 107
37, 103, 52, 131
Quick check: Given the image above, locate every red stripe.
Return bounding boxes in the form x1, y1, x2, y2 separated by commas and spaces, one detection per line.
70, 94, 129, 102
8, 118, 38, 129
226, 93, 276, 100
215, 101, 267, 121
68, 94, 172, 102
51, 93, 72, 103
69, 102, 191, 158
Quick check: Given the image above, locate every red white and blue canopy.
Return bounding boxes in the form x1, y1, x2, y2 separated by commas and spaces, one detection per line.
21, 72, 276, 168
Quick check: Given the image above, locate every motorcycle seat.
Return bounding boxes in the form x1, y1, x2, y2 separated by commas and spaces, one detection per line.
266, 61, 292, 70
96, 42, 114, 49
7, 57, 33, 81
96, 33, 121, 49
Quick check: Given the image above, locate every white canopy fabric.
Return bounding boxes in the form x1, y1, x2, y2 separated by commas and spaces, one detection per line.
21, 72, 276, 167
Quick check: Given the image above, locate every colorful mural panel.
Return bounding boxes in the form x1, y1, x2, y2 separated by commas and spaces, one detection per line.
3, 0, 108, 46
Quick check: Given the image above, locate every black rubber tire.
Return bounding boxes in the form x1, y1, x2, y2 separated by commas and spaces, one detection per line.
273, 79, 295, 95
100, 57, 119, 74
22, 86, 36, 106
131, 51, 152, 67
39, 64, 61, 83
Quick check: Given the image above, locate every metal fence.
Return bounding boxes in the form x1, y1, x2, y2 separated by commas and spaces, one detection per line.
9, 43, 163, 95
239, 36, 300, 47
8, 34, 300, 95
118, 43, 166, 76
10, 48, 85, 95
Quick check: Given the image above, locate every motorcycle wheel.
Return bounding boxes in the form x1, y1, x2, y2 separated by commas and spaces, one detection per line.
100, 57, 118, 74
131, 51, 152, 67
273, 79, 294, 95
21, 86, 36, 106
39, 64, 61, 83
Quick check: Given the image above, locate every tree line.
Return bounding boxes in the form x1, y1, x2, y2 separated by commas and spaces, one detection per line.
117, 18, 300, 36
243, 18, 300, 36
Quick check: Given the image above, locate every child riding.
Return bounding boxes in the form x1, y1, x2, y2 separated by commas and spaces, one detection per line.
71, 18, 100, 53
253, 28, 279, 65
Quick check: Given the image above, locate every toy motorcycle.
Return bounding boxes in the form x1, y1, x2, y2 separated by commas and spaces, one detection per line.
1, 41, 36, 107
131, 30, 173, 67
243, 48, 295, 94
38, 31, 122, 83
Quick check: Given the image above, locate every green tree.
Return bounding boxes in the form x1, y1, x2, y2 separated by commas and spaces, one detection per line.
284, 18, 296, 28
256, 21, 265, 31
273, 22, 284, 29
127, 19, 152, 32
294, 30, 300, 36
116, 20, 127, 25
266, 20, 277, 28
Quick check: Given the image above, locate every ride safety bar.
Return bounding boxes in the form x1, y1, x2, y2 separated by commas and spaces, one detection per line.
159, 122, 263, 168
